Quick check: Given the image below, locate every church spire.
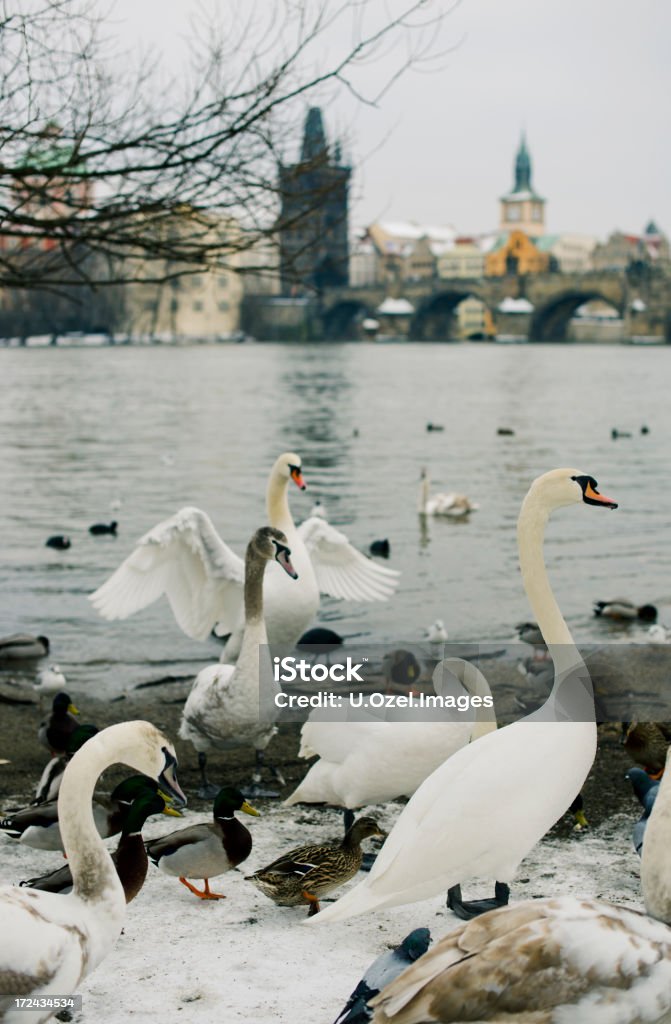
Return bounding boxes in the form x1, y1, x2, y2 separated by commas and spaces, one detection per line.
514, 131, 532, 193
301, 107, 328, 162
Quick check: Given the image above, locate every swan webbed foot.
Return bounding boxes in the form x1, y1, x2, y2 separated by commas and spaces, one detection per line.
447, 882, 510, 920
243, 750, 283, 798
197, 782, 221, 800
196, 751, 220, 800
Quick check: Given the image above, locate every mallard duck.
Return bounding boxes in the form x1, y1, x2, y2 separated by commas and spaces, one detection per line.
38, 691, 80, 755
33, 724, 99, 804
593, 599, 657, 622
334, 928, 431, 1024
1, 774, 168, 852
314, 470, 618, 924
90, 452, 398, 663
515, 620, 547, 649
369, 747, 671, 1024
0, 721, 186, 1024
626, 767, 660, 856
146, 786, 259, 900
179, 527, 298, 797
418, 469, 478, 518
20, 787, 182, 901
0, 633, 49, 660
247, 816, 386, 916
622, 721, 671, 776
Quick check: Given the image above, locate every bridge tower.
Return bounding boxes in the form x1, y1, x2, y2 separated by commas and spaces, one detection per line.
500, 133, 546, 239
278, 108, 351, 295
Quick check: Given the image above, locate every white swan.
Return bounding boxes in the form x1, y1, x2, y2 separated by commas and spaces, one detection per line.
418, 469, 478, 518
370, 745, 671, 1024
179, 527, 298, 798
314, 469, 618, 924
285, 658, 495, 819
0, 721, 185, 1023
90, 452, 399, 661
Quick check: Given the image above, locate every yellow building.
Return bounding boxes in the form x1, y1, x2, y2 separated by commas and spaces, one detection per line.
485, 230, 549, 276
500, 134, 546, 238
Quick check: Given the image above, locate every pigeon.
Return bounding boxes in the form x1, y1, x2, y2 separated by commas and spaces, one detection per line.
626, 767, 659, 856
333, 928, 431, 1024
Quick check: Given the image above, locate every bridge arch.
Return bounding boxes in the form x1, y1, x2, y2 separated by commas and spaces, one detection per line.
530, 290, 624, 342
321, 300, 370, 340
411, 289, 491, 341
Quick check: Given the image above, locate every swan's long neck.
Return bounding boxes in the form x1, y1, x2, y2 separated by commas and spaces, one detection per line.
517, 490, 592, 714
267, 471, 294, 536
57, 731, 131, 902
435, 659, 497, 740
237, 546, 270, 672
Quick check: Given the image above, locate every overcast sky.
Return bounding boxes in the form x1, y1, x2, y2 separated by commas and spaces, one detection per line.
111, 0, 668, 240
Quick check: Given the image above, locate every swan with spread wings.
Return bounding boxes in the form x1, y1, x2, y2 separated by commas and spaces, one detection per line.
90, 452, 399, 661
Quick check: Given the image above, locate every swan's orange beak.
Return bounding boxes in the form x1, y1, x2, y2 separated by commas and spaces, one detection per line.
584, 481, 618, 509
290, 467, 306, 490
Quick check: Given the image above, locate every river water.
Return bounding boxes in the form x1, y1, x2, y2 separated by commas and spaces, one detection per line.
1, 342, 670, 697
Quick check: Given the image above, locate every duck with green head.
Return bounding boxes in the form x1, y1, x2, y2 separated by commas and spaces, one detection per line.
146, 786, 259, 900
38, 691, 80, 755
20, 783, 182, 901
1, 773, 170, 852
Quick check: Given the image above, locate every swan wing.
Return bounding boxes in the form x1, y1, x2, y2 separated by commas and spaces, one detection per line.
297, 517, 399, 601
89, 507, 245, 641
370, 898, 671, 1024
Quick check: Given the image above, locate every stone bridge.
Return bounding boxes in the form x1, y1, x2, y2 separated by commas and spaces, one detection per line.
320, 270, 671, 341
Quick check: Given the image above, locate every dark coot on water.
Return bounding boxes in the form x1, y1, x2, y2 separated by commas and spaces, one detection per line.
45, 535, 71, 550
369, 539, 390, 558
89, 521, 118, 536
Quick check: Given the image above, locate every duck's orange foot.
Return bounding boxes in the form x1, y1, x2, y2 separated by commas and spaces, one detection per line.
179, 877, 226, 900
302, 889, 321, 916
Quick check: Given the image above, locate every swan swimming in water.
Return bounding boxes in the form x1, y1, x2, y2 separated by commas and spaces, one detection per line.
417, 469, 477, 518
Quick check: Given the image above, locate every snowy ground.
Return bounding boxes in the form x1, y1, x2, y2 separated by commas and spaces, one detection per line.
0, 799, 643, 1024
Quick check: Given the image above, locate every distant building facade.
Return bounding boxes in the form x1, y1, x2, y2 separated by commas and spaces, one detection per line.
592, 222, 670, 272
484, 229, 549, 276
278, 108, 351, 294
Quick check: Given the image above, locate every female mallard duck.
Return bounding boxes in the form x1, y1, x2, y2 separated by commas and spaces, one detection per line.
0, 633, 49, 660
314, 470, 618, 924
38, 692, 80, 755
247, 816, 386, 916
146, 786, 259, 900
369, 746, 671, 1024
179, 527, 298, 798
90, 452, 399, 662
33, 724, 99, 804
20, 787, 182, 901
0, 721, 186, 1024
417, 469, 478, 518
1, 774, 169, 852
623, 721, 671, 777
